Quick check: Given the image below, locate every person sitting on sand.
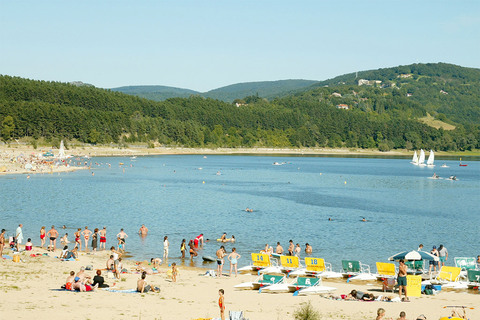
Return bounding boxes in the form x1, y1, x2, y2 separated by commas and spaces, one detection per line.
25, 238, 33, 251
137, 271, 158, 293
397, 311, 406, 320
61, 246, 78, 259
76, 266, 90, 283
93, 270, 109, 288
376, 308, 393, 320
107, 255, 115, 271
65, 271, 75, 290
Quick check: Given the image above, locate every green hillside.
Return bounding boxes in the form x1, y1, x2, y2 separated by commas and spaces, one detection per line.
111, 79, 318, 102
112, 85, 200, 101
0, 63, 479, 152
203, 79, 318, 102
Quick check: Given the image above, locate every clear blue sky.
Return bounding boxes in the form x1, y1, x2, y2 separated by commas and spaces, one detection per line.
1, 0, 479, 92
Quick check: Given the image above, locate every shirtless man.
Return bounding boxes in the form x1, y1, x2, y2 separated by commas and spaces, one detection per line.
397, 259, 409, 301
294, 243, 301, 257
288, 240, 294, 256
47, 225, 59, 251
139, 225, 148, 236
216, 246, 226, 278
137, 271, 158, 293
276, 242, 284, 255
82, 227, 92, 252
117, 229, 128, 250
99, 227, 107, 250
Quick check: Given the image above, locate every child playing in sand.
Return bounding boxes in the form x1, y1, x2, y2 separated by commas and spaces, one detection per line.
171, 262, 177, 282
218, 289, 225, 320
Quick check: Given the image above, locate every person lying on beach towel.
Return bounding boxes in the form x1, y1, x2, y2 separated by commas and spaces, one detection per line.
348, 290, 375, 301
72, 276, 98, 292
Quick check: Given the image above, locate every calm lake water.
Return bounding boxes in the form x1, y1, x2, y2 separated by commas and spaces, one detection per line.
1, 155, 479, 271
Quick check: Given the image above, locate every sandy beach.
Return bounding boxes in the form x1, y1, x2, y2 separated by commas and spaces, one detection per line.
1, 245, 478, 320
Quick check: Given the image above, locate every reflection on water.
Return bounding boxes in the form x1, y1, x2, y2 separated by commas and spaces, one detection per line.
0, 155, 478, 270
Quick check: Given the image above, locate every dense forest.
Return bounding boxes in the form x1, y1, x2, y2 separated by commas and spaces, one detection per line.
0, 63, 479, 151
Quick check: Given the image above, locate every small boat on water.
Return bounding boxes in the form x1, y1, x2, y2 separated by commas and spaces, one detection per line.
459, 158, 468, 167
411, 151, 419, 165
418, 149, 426, 167
441, 163, 449, 168
427, 150, 435, 167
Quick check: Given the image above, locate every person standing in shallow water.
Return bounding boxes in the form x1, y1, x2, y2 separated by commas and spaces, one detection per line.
99, 227, 107, 250
82, 227, 92, 252
180, 239, 186, 259
163, 236, 169, 260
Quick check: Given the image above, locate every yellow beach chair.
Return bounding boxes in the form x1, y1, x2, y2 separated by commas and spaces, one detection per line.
305, 257, 332, 273
376, 262, 396, 278
280, 255, 300, 270
238, 253, 272, 273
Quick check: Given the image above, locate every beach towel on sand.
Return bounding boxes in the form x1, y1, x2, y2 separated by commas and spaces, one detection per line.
103, 288, 138, 293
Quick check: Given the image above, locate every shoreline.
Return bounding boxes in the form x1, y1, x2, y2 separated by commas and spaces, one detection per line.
1, 144, 477, 176
1, 244, 479, 320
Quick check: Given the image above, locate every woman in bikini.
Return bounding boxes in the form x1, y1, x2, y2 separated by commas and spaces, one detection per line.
74, 228, 82, 251
40, 226, 46, 248
180, 239, 186, 259
228, 248, 241, 277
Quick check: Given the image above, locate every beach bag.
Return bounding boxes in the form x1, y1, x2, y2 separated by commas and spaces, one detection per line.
423, 284, 433, 295
13, 254, 20, 263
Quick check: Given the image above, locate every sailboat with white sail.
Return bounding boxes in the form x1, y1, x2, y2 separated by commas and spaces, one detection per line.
411, 150, 419, 165
427, 150, 435, 167
418, 149, 426, 167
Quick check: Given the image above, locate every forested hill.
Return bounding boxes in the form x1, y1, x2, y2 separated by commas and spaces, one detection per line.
0, 63, 479, 151
111, 79, 318, 102
309, 63, 480, 125
112, 85, 200, 101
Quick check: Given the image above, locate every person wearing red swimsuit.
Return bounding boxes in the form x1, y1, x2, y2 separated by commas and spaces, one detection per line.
218, 289, 225, 320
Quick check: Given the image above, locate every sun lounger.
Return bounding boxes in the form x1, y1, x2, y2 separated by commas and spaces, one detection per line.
432, 266, 467, 289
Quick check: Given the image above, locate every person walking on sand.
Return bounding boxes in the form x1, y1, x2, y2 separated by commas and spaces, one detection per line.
40, 226, 46, 248
397, 259, 409, 302
15, 224, 23, 251
82, 227, 92, 251
216, 246, 226, 278
0, 229, 6, 257
218, 289, 225, 320
99, 227, 107, 250
163, 236, 169, 260
228, 247, 241, 277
